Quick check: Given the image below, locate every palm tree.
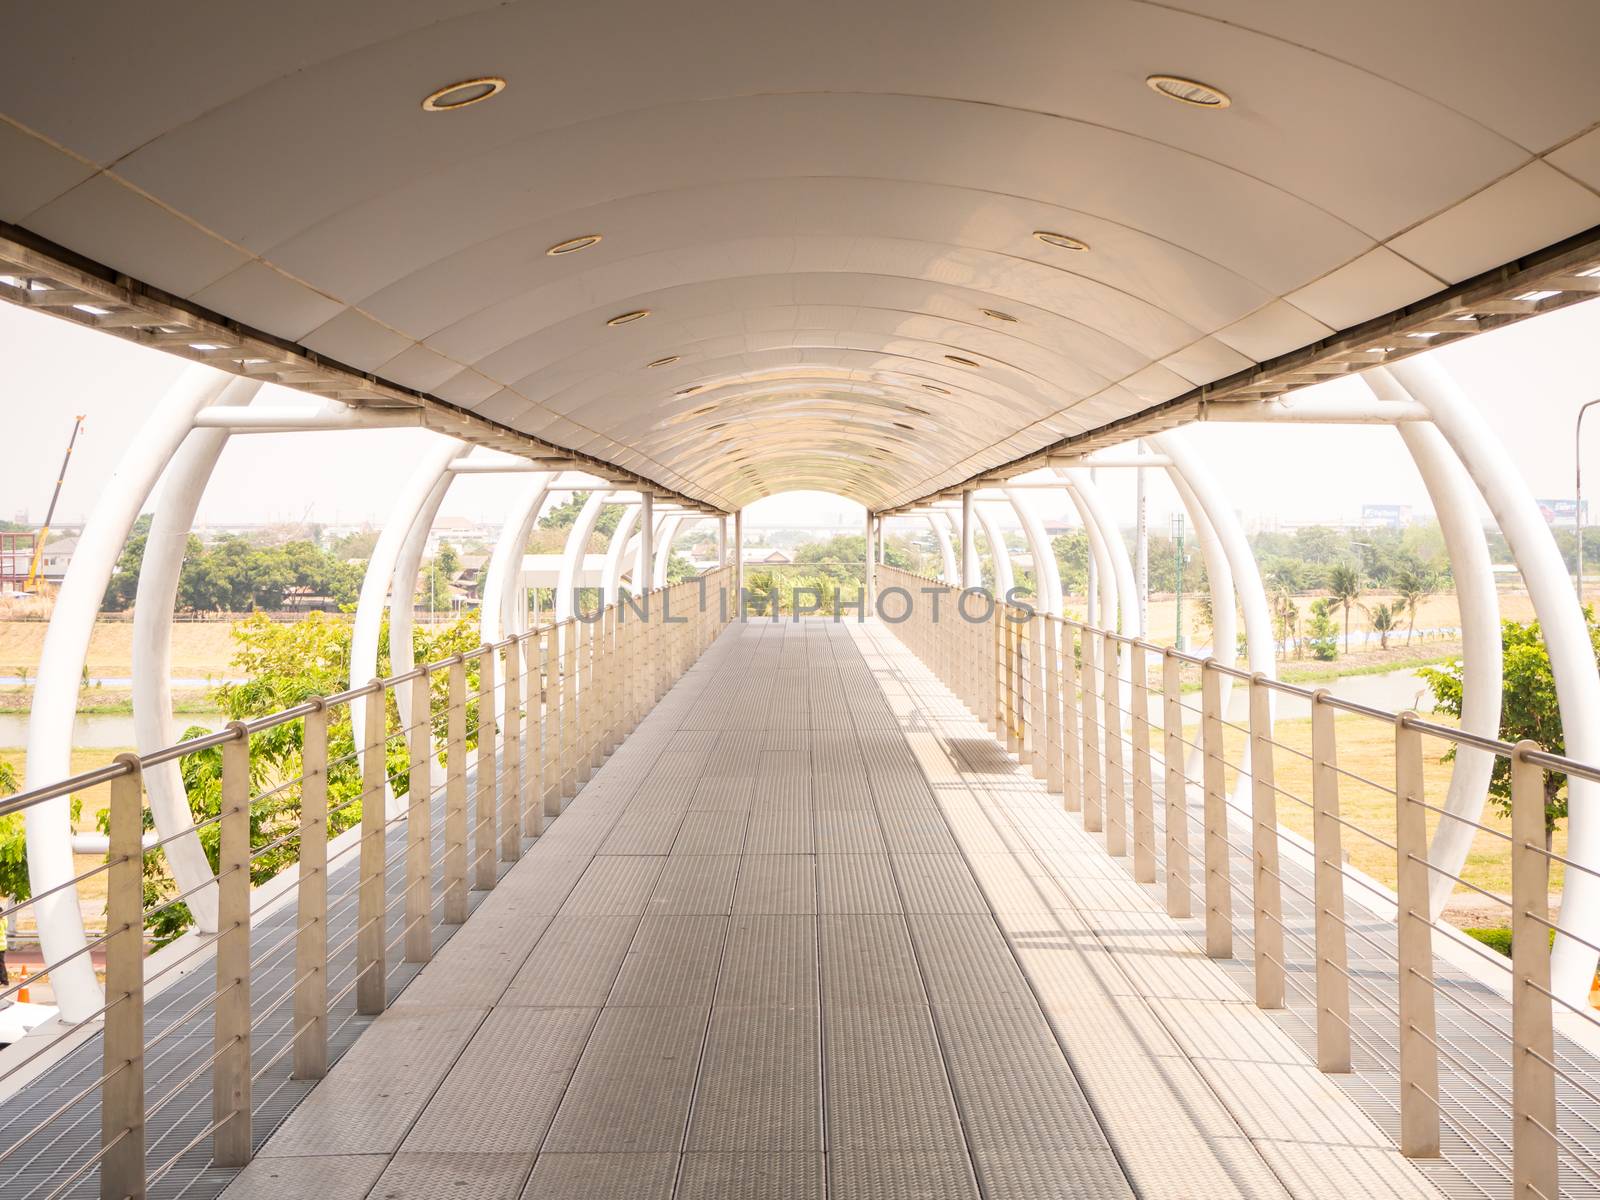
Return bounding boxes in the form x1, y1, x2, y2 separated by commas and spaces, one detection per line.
1270, 583, 1300, 659
1393, 567, 1434, 646
1327, 562, 1365, 655
1370, 602, 1397, 650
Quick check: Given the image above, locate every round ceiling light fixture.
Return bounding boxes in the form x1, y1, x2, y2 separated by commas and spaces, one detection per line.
421, 76, 507, 112
606, 309, 651, 326
1145, 74, 1231, 108
981, 308, 1018, 323
546, 234, 602, 256
1032, 230, 1090, 252
646, 355, 680, 369
944, 354, 981, 368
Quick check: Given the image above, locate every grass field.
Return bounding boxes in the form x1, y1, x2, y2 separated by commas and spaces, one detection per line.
0, 618, 241, 678
1194, 710, 1560, 901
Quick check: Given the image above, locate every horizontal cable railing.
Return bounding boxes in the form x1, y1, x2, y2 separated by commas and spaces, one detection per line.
877, 562, 1594, 1200
0, 569, 732, 1200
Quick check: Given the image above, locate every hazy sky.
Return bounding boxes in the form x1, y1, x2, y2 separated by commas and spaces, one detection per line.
2, 296, 1597, 536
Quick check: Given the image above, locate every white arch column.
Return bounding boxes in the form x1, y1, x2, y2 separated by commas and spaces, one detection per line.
1374, 360, 1600, 1003
480, 474, 555, 643
24, 365, 237, 1020
974, 502, 1015, 596
389, 470, 456, 749
602, 503, 642, 603
1390, 418, 1504, 919
556, 492, 612, 621
350, 437, 463, 808
1003, 489, 1064, 617
1060, 471, 1138, 637
130, 376, 263, 935
924, 513, 958, 585
652, 514, 687, 588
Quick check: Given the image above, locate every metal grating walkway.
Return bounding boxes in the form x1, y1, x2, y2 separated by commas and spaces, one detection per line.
214, 619, 1438, 1199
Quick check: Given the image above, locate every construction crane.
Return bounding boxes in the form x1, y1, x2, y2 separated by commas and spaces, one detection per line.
24, 414, 86, 592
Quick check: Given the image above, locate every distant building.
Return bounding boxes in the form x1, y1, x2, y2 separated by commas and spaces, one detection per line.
741, 548, 794, 565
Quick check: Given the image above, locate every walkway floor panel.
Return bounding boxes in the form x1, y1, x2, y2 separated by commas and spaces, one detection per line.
212, 620, 1440, 1199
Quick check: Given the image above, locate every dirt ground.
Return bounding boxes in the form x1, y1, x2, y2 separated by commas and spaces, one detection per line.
0, 617, 241, 678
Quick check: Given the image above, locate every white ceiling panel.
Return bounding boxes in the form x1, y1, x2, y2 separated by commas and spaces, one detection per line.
1, 0, 1597, 508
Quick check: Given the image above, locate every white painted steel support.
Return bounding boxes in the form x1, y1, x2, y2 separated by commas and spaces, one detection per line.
350, 437, 463, 811
556, 491, 611, 621
131, 377, 262, 936
975, 503, 1014, 597
189, 405, 426, 431
1375, 360, 1600, 1003
1004, 488, 1063, 616
24, 364, 236, 1020
925, 513, 958, 584
638, 492, 655, 600
1392, 418, 1503, 919
602, 503, 641, 602
733, 508, 744, 612
480, 474, 555, 642
652, 513, 685, 588
390, 470, 454, 749
961, 489, 978, 589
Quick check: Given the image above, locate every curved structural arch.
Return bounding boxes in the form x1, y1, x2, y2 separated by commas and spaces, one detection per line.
130, 377, 264, 936
24, 365, 237, 1020
1374, 360, 1600, 1004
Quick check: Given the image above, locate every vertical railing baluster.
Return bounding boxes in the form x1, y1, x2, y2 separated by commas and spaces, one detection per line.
444, 657, 468, 924
1062, 624, 1081, 813
102, 755, 145, 1200
1310, 689, 1350, 1072
214, 723, 252, 1165
1511, 740, 1557, 1197
562, 620, 579, 798
1162, 649, 1190, 917
1043, 618, 1062, 794
1249, 674, 1284, 1008
405, 666, 432, 963
501, 637, 523, 862
357, 686, 387, 1014
1394, 713, 1440, 1157
522, 633, 543, 837
1130, 641, 1155, 884
1201, 661, 1231, 958
474, 644, 498, 891
294, 701, 329, 1078
1103, 631, 1126, 856
1081, 625, 1102, 831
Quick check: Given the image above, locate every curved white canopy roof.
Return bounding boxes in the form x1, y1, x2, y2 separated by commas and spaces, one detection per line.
2, 0, 1599, 509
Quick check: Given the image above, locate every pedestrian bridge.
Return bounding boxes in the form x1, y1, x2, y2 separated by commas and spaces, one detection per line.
5, 575, 1600, 1198
6, 3, 1600, 1196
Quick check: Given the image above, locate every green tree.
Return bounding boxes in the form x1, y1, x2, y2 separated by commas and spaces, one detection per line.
0, 760, 25, 907
1326, 561, 1365, 655
102, 514, 154, 609
1305, 598, 1338, 661
1420, 614, 1600, 843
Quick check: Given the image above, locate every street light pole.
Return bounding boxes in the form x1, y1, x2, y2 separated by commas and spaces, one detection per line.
1577, 398, 1600, 607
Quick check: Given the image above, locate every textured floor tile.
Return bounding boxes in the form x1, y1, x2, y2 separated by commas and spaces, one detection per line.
678, 1153, 824, 1199
520, 1152, 677, 1199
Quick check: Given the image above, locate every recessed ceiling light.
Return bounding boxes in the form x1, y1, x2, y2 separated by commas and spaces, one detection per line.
1033, 230, 1090, 252
944, 354, 980, 368
676, 384, 705, 396
607, 309, 651, 326
421, 76, 507, 112
921, 385, 951, 396
893, 421, 916, 431
981, 308, 1018, 323
1145, 74, 1231, 109
546, 234, 602, 256
646, 355, 680, 368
